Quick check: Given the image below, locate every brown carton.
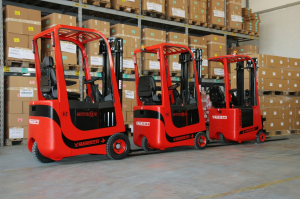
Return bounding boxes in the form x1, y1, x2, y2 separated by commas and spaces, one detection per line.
126, 111, 134, 122
110, 24, 140, 38
166, 32, 188, 46
288, 96, 300, 108
6, 102, 22, 114
260, 108, 270, 119
269, 108, 282, 119
5, 114, 29, 126
22, 77, 37, 88
257, 67, 281, 79
287, 80, 300, 92
122, 101, 132, 112
23, 9, 41, 36
142, 0, 165, 13
44, 51, 77, 65
42, 13, 76, 30
82, 19, 110, 38
22, 101, 30, 114
142, 28, 166, 46
248, 54, 266, 67
5, 32, 28, 48
288, 58, 300, 68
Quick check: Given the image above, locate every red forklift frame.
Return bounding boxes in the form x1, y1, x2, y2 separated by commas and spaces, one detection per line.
132, 43, 207, 151
28, 25, 130, 162
208, 54, 266, 143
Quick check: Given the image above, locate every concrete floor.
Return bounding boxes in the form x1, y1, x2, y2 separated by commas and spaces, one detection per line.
1, 135, 300, 199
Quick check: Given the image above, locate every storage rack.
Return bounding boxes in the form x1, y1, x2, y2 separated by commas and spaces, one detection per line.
0, 0, 257, 146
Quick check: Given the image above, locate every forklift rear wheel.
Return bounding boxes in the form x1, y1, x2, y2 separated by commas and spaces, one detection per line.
32, 142, 54, 163
142, 136, 156, 152
220, 133, 230, 144
194, 132, 208, 150
106, 133, 130, 160
257, 131, 266, 143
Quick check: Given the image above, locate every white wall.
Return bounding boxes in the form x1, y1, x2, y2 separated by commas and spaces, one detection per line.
250, 0, 300, 13
257, 4, 300, 58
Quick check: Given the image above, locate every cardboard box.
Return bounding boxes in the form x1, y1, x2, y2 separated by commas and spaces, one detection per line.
44, 51, 77, 65
260, 108, 270, 119
286, 108, 295, 119
111, 0, 140, 10
126, 111, 134, 122
142, 28, 166, 46
5, 114, 29, 126
110, 24, 140, 39
82, 19, 110, 38
166, 32, 188, 46
207, 0, 225, 26
166, 6, 187, 19
42, 13, 76, 30
5, 126, 25, 139
269, 108, 282, 119
248, 54, 266, 67
23, 9, 41, 36
122, 101, 132, 112
288, 96, 300, 108
288, 58, 300, 68
287, 80, 300, 92
142, 0, 165, 13
258, 78, 287, 91
5, 32, 28, 48
6, 101, 22, 114
142, 59, 160, 71
22, 101, 30, 114
22, 77, 36, 88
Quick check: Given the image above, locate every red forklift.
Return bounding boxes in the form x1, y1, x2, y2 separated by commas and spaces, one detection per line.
132, 44, 208, 151
28, 25, 131, 163
208, 54, 266, 144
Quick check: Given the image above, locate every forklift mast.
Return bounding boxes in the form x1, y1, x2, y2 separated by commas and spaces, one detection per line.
100, 37, 124, 106
179, 52, 191, 105
190, 48, 203, 85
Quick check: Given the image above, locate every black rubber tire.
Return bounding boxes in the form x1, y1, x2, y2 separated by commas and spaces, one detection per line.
220, 133, 229, 144
32, 142, 54, 163
256, 131, 266, 143
106, 133, 130, 160
194, 132, 208, 150
141, 136, 156, 152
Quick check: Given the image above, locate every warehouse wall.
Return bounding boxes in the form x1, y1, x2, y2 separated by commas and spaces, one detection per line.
249, 0, 300, 13
256, 4, 300, 58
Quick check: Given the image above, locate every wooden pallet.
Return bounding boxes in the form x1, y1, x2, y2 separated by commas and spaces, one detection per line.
90, 66, 103, 72
266, 130, 289, 137
287, 91, 300, 96
226, 27, 241, 33
188, 19, 201, 26
142, 10, 165, 19
166, 16, 187, 24
5, 60, 35, 68
142, 70, 160, 76
71, 0, 88, 3
209, 75, 224, 79
258, 90, 300, 96
5, 138, 28, 146
188, 73, 209, 79
290, 130, 300, 134
62, 64, 80, 71
123, 69, 135, 74
87, 0, 111, 8
170, 71, 181, 77
208, 23, 226, 31
239, 29, 249, 35
113, 4, 139, 14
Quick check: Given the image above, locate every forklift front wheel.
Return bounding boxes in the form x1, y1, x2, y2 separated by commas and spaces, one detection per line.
32, 142, 54, 163
142, 136, 156, 152
194, 132, 208, 150
220, 133, 230, 144
256, 131, 266, 143
106, 133, 130, 160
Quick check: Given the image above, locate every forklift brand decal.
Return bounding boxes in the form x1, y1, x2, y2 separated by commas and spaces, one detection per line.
239, 126, 259, 135
212, 116, 227, 119
76, 111, 98, 117
29, 119, 39, 125
173, 112, 187, 117
136, 122, 150, 126
62, 133, 110, 149
166, 132, 196, 143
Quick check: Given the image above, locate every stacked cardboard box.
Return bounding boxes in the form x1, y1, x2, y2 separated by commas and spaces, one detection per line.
82, 19, 110, 70
142, 0, 165, 16
226, 0, 242, 30
227, 45, 258, 55
202, 34, 226, 78
189, 0, 207, 24
41, 13, 77, 66
207, 0, 225, 26
4, 76, 37, 142
110, 24, 141, 71
166, 32, 188, 73
122, 81, 136, 130
166, 0, 187, 20
111, 0, 139, 12
242, 8, 260, 34
142, 28, 166, 72
4, 5, 41, 64
188, 36, 208, 76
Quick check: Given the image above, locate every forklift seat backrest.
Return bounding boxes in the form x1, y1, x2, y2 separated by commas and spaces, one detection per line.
138, 76, 156, 97
40, 56, 57, 97
209, 85, 225, 107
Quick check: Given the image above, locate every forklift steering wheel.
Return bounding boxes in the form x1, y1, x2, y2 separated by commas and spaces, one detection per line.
168, 83, 180, 90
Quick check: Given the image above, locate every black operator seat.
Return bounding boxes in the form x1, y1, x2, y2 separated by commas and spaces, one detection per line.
138, 76, 162, 105
209, 85, 225, 108
40, 56, 58, 99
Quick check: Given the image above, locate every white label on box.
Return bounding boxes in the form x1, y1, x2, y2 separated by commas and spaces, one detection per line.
298, 111, 300, 114
125, 90, 135, 99
263, 111, 266, 115
270, 100, 273, 103
295, 62, 298, 66
214, 10, 224, 18
290, 111, 293, 115
172, 8, 185, 18
281, 122, 284, 126
297, 73, 300, 77
61, 42, 77, 54
8, 47, 22, 59
271, 59, 274, 63
274, 111, 277, 115
91, 56, 103, 66
270, 83, 273, 86
9, 127, 24, 139
279, 84, 282, 88
214, 68, 224, 76
154, 4, 162, 12
262, 71, 266, 75
126, 0, 135, 2
271, 123, 273, 127
202, 59, 208, 66
20, 88, 34, 97
149, 60, 160, 70
280, 100, 283, 104
280, 60, 283, 64
295, 84, 298, 88
288, 72, 291, 76
147, 2, 154, 10
173, 62, 181, 70
123, 59, 135, 69
296, 100, 299, 103
297, 121, 300, 125
20, 49, 35, 60
231, 15, 242, 22
273, 72, 276, 76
